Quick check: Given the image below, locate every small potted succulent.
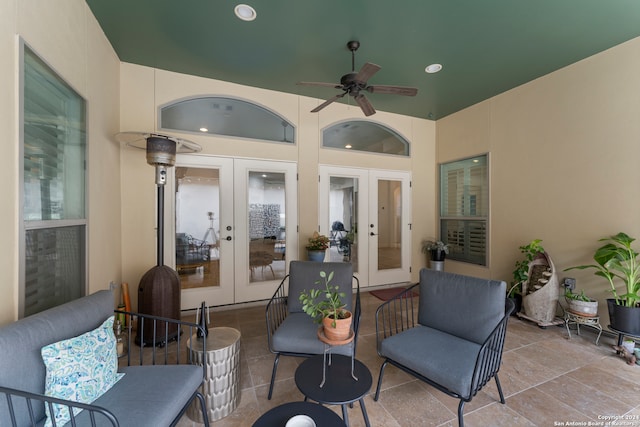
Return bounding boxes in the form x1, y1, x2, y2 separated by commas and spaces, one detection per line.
305, 231, 330, 262
299, 270, 352, 341
564, 288, 598, 317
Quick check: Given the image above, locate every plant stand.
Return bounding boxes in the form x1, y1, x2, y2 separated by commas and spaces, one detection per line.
317, 327, 356, 388
564, 311, 602, 345
516, 311, 564, 328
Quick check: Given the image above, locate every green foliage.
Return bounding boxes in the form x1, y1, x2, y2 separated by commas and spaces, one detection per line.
421, 240, 449, 254
565, 232, 640, 308
305, 232, 330, 251
299, 270, 348, 328
564, 288, 592, 302
509, 239, 545, 297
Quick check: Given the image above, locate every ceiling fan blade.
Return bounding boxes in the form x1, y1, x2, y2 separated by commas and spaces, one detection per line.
354, 62, 381, 83
297, 81, 342, 89
311, 93, 346, 113
366, 85, 418, 96
354, 93, 376, 116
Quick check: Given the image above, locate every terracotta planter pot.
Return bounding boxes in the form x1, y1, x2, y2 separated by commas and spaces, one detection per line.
322, 310, 352, 341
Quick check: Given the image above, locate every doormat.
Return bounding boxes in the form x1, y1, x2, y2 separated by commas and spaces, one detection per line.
369, 287, 418, 302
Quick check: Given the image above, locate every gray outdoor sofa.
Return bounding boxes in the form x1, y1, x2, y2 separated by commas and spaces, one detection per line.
0, 290, 209, 427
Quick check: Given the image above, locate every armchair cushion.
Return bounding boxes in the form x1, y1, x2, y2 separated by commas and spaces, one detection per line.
271, 312, 352, 356
418, 269, 505, 344
379, 325, 481, 398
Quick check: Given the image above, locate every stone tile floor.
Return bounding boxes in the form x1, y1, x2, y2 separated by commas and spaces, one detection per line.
176, 290, 640, 427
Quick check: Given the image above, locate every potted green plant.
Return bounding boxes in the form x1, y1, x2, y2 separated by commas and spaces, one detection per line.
421, 240, 449, 261
565, 232, 640, 334
508, 239, 545, 315
299, 270, 352, 341
564, 288, 598, 317
305, 231, 330, 262
421, 239, 449, 271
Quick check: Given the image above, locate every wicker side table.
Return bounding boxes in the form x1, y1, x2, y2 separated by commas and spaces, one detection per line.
187, 327, 241, 422
564, 311, 602, 345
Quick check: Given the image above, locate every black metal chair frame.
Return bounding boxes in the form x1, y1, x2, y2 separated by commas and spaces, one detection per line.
374, 284, 514, 427
265, 273, 361, 400
1, 311, 210, 427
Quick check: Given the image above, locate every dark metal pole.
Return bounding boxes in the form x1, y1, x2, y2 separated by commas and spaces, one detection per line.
157, 184, 164, 266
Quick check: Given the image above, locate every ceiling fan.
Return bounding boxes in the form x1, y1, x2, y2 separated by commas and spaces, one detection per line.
298, 40, 418, 117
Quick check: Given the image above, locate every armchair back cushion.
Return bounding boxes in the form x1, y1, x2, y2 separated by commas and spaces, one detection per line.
0, 290, 114, 426
418, 269, 506, 344
286, 261, 354, 314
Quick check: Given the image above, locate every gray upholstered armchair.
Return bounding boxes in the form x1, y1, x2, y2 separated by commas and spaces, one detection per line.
265, 261, 360, 400
374, 269, 514, 427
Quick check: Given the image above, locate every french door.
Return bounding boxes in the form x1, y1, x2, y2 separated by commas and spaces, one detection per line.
169, 156, 297, 309
319, 166, 411, 287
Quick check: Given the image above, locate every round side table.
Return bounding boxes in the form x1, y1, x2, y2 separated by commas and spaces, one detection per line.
252, 401, 345, 427
187, 327, 241, 422
295, 354, 371, 427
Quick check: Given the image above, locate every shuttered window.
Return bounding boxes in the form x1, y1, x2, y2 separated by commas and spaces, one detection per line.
439, 155, 488, 265
21, 45, 87, 317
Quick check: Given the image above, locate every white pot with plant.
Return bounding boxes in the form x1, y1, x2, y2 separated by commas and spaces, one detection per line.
421, 239, 449, 271
564, 288, 598, 317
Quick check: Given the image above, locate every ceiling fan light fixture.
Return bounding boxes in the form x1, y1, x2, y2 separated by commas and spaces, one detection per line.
425, 63, 443, 74
234, 4, 257, 21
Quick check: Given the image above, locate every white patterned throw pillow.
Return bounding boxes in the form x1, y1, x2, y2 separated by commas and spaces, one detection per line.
41, 315, 124, 427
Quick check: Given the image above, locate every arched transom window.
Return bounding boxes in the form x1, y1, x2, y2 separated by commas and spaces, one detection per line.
160, 97, 295, 143
322, 120, 410, 156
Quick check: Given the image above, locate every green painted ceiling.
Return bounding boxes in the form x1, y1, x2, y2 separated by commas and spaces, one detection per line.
86, 0, 640, 120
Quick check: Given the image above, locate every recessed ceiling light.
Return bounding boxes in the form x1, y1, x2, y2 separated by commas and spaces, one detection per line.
345, 144, 352, 149
425, 63, 443, 74
234, 4, 257, 21
199, 127, 208, 132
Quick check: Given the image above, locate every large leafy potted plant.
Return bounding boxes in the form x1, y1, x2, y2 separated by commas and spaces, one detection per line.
299, 270, 352, 341
305, 231, 330, 262
566, 232, 640, 334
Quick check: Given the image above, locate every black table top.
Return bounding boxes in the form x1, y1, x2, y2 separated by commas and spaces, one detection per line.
295, 354, 372, 405
252, 401, 345, 427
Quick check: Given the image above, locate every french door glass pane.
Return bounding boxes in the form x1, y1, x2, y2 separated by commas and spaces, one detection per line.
328, 176, 358, 272
175, 167, 220, 289
24, 226, 85, 317
248, 171, 286, 283
377, 179, 402, 270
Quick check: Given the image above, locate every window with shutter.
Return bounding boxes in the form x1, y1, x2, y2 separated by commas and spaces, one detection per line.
21, 44, 87, 317
439, 155, 488, 265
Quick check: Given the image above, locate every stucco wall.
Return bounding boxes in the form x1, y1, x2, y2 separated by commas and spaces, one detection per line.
437, 36, 640, 319
0, 0, 121, 324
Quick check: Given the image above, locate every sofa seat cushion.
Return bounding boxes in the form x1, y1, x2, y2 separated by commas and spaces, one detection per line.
379, 325, 481, 398
272, 312, 352, 356
59, 364, 203, 427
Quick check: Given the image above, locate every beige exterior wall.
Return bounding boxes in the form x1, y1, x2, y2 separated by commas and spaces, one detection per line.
0, 0, 121, 324
437, 36, 640, 319
119, 65, 436, 309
